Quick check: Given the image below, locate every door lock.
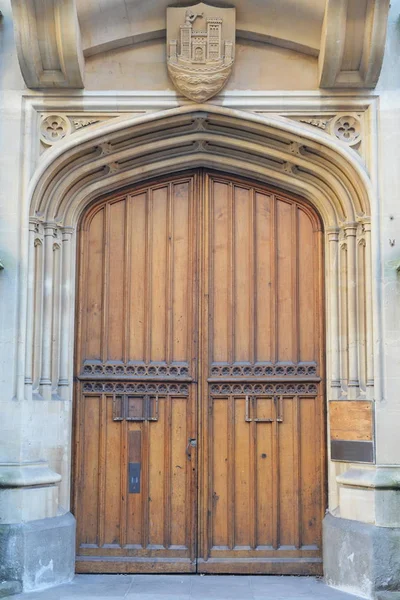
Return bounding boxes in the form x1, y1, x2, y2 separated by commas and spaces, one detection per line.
186, 438, 197, 459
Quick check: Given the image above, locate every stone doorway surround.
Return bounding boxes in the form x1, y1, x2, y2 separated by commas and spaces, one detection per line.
2, 93, 400, 599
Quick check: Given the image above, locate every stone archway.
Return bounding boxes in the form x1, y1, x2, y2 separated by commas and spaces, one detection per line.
21, 104, 376, 576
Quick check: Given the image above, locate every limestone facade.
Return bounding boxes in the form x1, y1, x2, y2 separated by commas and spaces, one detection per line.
0, 0, 400, 598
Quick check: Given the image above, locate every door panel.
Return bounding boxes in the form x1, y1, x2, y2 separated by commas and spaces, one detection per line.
74, 170, 325, 575
74, 175, 198, 573
198, 174, 325, 574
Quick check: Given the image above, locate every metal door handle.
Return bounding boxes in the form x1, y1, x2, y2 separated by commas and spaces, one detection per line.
186, 438, 197, 460
274, 395, 283, 422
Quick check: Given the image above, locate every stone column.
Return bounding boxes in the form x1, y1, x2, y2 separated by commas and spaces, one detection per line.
344, 223, 359, 394
58, 227, 74, 401
327, 229, 340, 393
39, 223, 57, 401
363, 221, 374, 391
24, 221, 39, 401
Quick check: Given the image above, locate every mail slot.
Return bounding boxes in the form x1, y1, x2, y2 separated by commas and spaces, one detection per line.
129, 462, 141, 494
128, 430, 141, 494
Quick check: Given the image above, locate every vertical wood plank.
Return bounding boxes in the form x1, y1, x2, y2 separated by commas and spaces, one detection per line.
170, 397, 188, 547
103, 396, 121, 546
212, 181, 230, 363
211, 398, 229, 547
227, 396, 235, 550
120, 419, 128, 547
276, 198, 294, 361
126, 422, 143, 546
148, 398, 165, 546
233, 185, 251, 362
166, 185, 173, 365
255, 192, 273, 362
85, 209, 104, 360
107, 200, 126, 361
163, 396, 172, 548
151, 187, 168, 362
98, 394, 107, 548
79, 395, 101, 546
101, 204, 110, 363
256, 417, 274, 548
300, 397, 320, 548
129, 193, 147, 362
249, 411, 257, 550
298, 208, 316, 362
172, 181, 190, 363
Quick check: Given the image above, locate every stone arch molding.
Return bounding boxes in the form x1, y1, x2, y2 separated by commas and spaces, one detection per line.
24, 105, 375, 411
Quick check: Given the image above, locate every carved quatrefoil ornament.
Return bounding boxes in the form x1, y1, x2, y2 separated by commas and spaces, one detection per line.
166, 3, 236, 102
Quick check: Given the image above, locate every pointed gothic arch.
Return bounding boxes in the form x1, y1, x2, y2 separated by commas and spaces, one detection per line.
21, 105, 377, 513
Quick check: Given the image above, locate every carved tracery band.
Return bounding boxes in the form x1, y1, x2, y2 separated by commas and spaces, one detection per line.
210, 363, 318, 378
80, 362, 191, 379
82, 381, 190, 396
210, 383, 319, 396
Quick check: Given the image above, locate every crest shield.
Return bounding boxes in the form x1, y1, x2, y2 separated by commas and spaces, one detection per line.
167, 3, 236, 102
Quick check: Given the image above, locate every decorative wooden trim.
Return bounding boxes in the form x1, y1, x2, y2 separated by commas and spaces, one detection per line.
210, 362, 318, 378
82, 381, 190, 396
210, 382, 318, 396
80, 362, 191, 379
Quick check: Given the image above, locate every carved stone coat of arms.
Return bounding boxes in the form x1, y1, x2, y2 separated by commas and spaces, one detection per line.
167, 3, 236, 102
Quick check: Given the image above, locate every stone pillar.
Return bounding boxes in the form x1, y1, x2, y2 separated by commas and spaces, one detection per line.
344, 223, 359, 394
0, 462, 75, 595
58, 227, 74, 401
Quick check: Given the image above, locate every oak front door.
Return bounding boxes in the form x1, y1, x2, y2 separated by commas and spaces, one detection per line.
73, 170, 325, 575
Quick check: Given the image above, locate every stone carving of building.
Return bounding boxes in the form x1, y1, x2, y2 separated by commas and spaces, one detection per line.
167, 5, 235, 101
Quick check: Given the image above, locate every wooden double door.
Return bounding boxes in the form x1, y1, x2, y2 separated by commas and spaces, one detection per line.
73, 170, 325, 574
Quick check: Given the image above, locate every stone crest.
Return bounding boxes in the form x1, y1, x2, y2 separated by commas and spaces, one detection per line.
167, 3, 236, 102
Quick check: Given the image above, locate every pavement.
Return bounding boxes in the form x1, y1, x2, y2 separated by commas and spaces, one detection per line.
10, 575, 365, 600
